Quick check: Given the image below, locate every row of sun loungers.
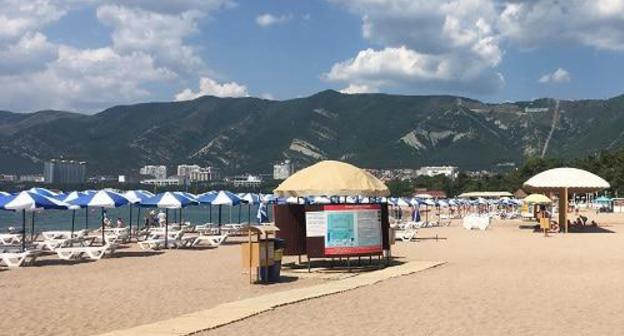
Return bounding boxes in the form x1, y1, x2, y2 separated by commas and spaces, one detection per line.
0, 224, 229, 268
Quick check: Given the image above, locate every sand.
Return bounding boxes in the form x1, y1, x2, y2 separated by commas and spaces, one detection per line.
0, 240, 324, 336
201, 212, 624, 336
4, 211, 624, 336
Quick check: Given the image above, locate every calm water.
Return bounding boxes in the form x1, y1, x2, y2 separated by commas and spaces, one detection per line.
0, 204, 271, 234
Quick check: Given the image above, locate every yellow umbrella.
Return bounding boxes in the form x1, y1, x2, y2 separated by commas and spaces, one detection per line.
274, 160, 390, 197
524, 193, 552, 204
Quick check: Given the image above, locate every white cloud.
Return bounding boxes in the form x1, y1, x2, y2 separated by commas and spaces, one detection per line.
96, 5, 204, 73
328, 0, 504, 94
0, 0, 234, 112
340, 84, 376, 94
538, 68, 571, 84
327, 0, 624, 94
256, 13, 291, 27
0, 0, 69, 40
0, 46, 175, 112
175, 76, 249, 101
499, 0, 624, 51
0, 32, 57, 74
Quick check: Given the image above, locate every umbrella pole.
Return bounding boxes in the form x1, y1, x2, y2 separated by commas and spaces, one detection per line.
71, 210, 76, 237
30, 212, 35, 241
137, 206, 141, 228
209, 204, 212, 223
248, 204, 251, 224
85, 207, 89, 230
101, 208, 105, 246
218, 205, 222, 235
129, 205, 133, 238
238, 204, 241, 224
21, 209, 26, 252
165, 208, 169, 249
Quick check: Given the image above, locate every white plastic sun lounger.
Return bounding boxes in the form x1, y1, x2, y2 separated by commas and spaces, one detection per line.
138, 231, 193, 250
0, 233, 22, 245
191, 234, 228, 248
0, 250, 42, 267
54, 243, 118, 261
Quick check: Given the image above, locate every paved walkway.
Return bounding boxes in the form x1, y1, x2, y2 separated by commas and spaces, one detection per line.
98, 261, 444, 336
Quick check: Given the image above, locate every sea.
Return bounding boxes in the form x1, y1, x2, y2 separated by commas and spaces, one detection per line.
0, 204, 270, 234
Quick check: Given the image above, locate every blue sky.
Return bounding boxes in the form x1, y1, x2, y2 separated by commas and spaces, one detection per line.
2, 0, 624, 113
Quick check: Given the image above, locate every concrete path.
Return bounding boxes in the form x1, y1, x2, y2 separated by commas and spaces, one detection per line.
98, 261, 444, 336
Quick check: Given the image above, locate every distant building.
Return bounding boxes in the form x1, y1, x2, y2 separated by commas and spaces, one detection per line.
43, 159, 87, 184
413, 188, 447, 199
189, 167, 218, 182
273, 160, 295, 180
19, 174, 45, 183
140, 178, 181, 186
228, 174, 262, 188
416, 166, 459, 179
140, 165, 167, 180
177, 164, 201, 178
0, 174, 17, 182
524, 107, 549, 113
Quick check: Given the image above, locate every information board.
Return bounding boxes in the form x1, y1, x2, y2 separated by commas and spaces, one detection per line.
305, 204, 382, 256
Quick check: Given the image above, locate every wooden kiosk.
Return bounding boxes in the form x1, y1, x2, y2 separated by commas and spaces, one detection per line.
272, 160, 391, 270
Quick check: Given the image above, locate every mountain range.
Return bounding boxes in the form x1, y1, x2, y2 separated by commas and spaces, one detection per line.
1, 90, 624, 176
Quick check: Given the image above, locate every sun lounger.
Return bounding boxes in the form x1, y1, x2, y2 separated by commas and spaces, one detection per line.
54, 243, 118, 261
0, 249, 43, 267
191, 234, 228, 248
35, 236, 96, 251
0, 233, 22, 245
137, 230, 194, 250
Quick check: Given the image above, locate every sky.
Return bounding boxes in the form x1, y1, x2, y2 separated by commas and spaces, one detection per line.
2, 0, 624, 113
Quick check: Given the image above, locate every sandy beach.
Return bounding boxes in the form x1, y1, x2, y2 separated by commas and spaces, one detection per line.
0, 240, 325, 336
202, 212, 624, 336
3, 212, 624, 336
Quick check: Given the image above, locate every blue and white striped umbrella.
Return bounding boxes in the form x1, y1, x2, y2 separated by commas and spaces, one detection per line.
140, 192, 196, 209
5, 191, 70, 211
308, 195, 332, 204
197, 190, 241, 206
69, 190, 129, 208
409, 197, 420, 206
174, 191, 198, 202
3, 191, 70, 251
0, 191, 11, 196
256, 202, 269, 223
260, 194, 275, 203
124, 190, 155, 204
28, 187, 59, 198
240, 193, 261, 205
0, 193, 15, 209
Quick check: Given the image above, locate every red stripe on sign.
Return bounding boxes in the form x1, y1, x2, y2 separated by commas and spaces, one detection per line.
322, 204, 381, 211
325, 245, 383, 256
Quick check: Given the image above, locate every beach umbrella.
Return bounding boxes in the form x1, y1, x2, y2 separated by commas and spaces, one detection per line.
173, 192, 198, 224
69, 190, 129, 245
523, 193, 553, 205
196, 191, 241, 234
139, 192, 196, 248
4, 191, 70, 251
257, 202, 269, 223
124, 190, 155, 237
28, 187, 59, 198
240, 193, 260, 224
309, 195, 332, 204
197, 191, 217, 223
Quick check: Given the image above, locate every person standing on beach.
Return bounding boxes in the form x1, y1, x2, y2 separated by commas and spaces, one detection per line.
157, 211, 166, 227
